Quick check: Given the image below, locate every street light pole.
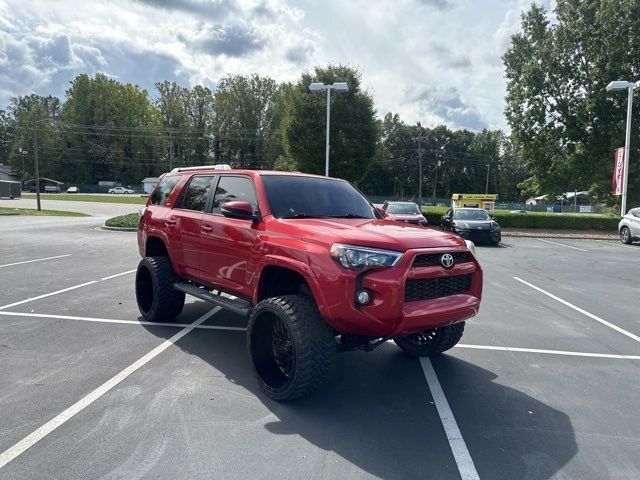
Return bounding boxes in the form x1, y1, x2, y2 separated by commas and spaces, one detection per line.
325, 87, 331, 177
622, 85, 634, 216
606, 80, 639, 216
33, 115, 41, 211
485, 164, 490, 194
309, 82, 349, 177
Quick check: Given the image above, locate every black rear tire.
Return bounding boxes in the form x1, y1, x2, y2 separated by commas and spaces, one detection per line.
135, 257, 185, 322
620, 226, 633, 245
394, 322, 465, 357
247, 295, 336, 401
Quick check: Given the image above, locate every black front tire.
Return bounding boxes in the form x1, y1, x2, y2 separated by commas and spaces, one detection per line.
620, 227, 633, 245
135, 257, 185, 322
394, 322, 465, 357
247, 295, 336, 401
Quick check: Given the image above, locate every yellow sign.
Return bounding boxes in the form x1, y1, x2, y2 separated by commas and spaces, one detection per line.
451, 193, 498, 200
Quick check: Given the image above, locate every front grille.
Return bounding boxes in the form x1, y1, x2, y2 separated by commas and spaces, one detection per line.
405, 274, 472, 302
413, 252, 470, 267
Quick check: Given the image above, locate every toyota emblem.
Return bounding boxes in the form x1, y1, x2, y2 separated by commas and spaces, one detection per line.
440, 253, 454, 269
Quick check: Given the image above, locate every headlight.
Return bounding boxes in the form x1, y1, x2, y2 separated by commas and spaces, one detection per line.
490, 221, 500, 230
464, 240, 476, 256
330, 243, 403, 270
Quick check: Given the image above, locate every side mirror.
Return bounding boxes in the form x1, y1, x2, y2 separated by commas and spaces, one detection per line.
375, 207, 386, 218
221, 201, 258, 221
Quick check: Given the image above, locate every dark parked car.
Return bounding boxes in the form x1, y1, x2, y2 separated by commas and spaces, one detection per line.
381, 201, 428, 225
441, 208, 501, 245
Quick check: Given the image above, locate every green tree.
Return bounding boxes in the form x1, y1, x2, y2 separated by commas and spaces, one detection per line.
214, 74, 286, 168
0, 108, 16, 168
281, 65, 377, 183
7, 94, 62, 181
62, 73, 160, 185
504, 1, 640, 206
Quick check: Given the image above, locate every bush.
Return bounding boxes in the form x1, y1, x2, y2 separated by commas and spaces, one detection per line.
105, 212, 140, 228
422, 207, 618, 231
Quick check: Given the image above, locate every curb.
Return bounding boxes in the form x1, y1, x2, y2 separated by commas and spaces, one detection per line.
101, 225, 137, 232
503, 232, 617, 241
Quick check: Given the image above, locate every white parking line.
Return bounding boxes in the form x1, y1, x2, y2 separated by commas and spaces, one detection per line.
0, 307, 220, 470
0, 269, 136, 311
420, 358, 480, 480
457, 343, 640, 360
0, 311, 246, 331
537, 239, 588, 252
514, 276, 640, 343
0, 254, 71, 269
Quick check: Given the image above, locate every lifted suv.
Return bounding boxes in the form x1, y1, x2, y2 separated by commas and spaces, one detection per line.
136, 166, 483, 400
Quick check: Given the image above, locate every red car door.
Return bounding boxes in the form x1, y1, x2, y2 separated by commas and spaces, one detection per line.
198, 175, 259, 298
168, 175, 215, 279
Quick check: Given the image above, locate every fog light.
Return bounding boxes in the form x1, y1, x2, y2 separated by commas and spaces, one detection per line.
356, 289, 371, 305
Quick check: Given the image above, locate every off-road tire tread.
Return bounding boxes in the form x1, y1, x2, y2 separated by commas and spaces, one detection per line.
136, 256, 185, 322
394, 322, 465, 357
248, 294, 336, 401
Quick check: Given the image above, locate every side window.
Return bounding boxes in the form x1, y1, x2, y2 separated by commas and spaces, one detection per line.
212, 176, 257, 212
150, 176, 180, 206
176, 176, 214, 212
632, 209, 640, 218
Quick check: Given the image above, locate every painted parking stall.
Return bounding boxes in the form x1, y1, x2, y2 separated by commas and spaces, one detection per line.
1, 216, 640, 478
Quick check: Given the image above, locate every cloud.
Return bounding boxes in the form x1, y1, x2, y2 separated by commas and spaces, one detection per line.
135, 0, 237, 21
416, 0, 453, 10
430, 42, 472, 70
181, 24, 263, 57
285, 42, 315, 64
409, 86, 487, 131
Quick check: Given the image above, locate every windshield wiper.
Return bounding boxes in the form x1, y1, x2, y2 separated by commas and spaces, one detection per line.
282, 213, 328, 219
330, 214, 371, 219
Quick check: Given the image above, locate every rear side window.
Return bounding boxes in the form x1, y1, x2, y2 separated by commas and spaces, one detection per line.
176, 176, 214, 212
212, 176, 256, 212
150, 176, 180, 206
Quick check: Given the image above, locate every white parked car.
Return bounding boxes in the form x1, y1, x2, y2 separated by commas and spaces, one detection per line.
619, 208, 640, 244
66, 186, 79, 193
108, 186, 135, 194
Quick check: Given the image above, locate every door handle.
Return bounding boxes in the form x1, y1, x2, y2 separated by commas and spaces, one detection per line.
165, 217, 177, 226
201, 224, 213, 233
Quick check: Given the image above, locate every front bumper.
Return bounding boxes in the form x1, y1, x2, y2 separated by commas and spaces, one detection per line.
455, 228, 501, 243
321, 247, 482, 337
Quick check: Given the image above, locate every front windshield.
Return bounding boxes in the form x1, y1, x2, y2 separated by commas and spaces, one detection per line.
262, 175, 376, 219
453, 209, 491, 220
387, 203, 420, 214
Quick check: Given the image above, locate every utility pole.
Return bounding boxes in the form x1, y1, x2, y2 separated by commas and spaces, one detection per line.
432, 160, 440, 205
418, 137, 423, 207
33, 115, 41, 211
485, 164, 490, 194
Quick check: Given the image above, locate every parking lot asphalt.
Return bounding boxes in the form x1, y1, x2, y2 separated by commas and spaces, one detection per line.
1, 216, 639, 479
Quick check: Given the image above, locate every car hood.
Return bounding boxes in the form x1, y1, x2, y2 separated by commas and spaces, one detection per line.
270, 218, 466, 250
453, 219, 496, 230
386, 213, 425, 222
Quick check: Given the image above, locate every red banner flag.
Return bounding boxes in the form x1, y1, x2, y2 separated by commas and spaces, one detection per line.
613, 148, 625, 195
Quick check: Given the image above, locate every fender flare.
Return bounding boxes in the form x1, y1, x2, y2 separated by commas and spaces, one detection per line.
254, 255, 330, 319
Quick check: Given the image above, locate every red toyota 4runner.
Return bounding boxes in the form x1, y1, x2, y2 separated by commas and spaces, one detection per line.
136, 166, 483, 400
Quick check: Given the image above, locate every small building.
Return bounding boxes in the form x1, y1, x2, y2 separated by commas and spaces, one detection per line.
0, 163, 19, 182
142, 177, 160, 194
451, 193, 497, 211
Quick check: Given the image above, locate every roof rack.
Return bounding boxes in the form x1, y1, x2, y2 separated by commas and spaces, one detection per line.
171, 164, 232, 172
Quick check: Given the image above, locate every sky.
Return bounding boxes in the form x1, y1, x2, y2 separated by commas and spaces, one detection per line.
0, 0, 553, 131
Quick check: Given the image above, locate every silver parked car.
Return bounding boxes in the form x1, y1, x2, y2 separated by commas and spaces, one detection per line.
619, 208, 640, 244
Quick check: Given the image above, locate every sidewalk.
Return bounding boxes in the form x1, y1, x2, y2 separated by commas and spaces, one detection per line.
502, 228, 618, 241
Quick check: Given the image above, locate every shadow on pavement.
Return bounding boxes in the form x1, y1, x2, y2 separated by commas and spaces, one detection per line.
141, 303, 577, 479
432, 355, 578, 479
